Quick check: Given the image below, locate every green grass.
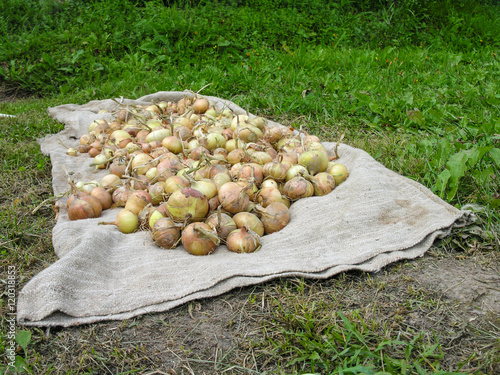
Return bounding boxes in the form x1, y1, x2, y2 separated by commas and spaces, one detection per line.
1, 0, 500, 373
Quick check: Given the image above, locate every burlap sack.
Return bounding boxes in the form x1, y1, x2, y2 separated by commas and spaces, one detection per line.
17, 91, 474, 326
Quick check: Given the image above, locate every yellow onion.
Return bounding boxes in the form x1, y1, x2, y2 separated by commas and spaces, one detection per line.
298, 150, 329, 175
181, 222, 220, 255
283, 176, 314, 200
263, 161, 288, 181
166, 187, 209, 222
232, 212, 265, 236
310, 172, 336, 196
205, 211, 237, 239
99, 209, 138, 234
256, 187, 289, 208
327, 162, 349, 186
164, 175, 190, 195
254, 203, 290, 234
90, 187, 113, 210
152, 217, 181, 249
226, 226, 262, 253
218, 182, 250, 214
125, 190, 152, 215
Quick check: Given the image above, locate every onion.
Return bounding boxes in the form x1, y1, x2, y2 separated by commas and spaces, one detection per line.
205, 133, 226, 151
263, 161, 288, 181
112, 185, 132, 206
227, 148, 248, 165
100, 174, 121, 190
109, 160, 127, 178
125, 190, 152, 215
145, 128, 171, 144
90, 187, 113, 210
232, 212, 265, 236
191, 179, 218, 199
164, 175, 190, 195
236, 125, 263, 143
236, 163, 264, 185
218, 182, 250, 214
181, 222, 220, 255
68, 196, 101, 220
148, 209, 165, 229
131, 153, 154, 175
256, 187, 287, 208
99, 209, 138, 233
193, 98, 210, 114
205, 211, 237, 239
161, 136, 183, 154
285, 164, 308, 181
298, 150, 329, 175
166, 187, 209, 222
226, 226, 262, 253
109, 130, 132, 146
310, 172, 336, 196
148, 181, 167, 205
152, 217, 181, 249
327, 162, 349, 186
261, 179, 279, 190
254, 202, 290, 234
212, 172, 231, 190
283, 176, 314, 200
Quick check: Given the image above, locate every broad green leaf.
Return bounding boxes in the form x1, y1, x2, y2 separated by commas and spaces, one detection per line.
445, 151, 468, 200
465, 145, 492, 167
436, 138, 451, 167
489, 148, 500, 167
15, 330, 31, 352
14, 355, 27, 372
435, 169, 451, 198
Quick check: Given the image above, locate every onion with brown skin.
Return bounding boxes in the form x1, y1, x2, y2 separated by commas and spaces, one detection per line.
181, 222, 220, 255
254, 202, 290, 234
218, 182, 250, 214
283, 176, 314, 200
310, 172, 336, 196
232, 212, 265, 236
90, 187, 113, 210
226, 226, 262, 253
152, 217, 181, 249
205, 211, 237, 239
125, 190, 152, 215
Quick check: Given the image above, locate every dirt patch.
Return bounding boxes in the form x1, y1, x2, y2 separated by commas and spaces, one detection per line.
410, 255, 500, 317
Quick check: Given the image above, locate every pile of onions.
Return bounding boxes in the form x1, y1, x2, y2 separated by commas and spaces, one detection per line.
64, 95, 349, 256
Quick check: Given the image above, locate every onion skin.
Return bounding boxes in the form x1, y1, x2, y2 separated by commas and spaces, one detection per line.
68, 197, 99, 220
283, 176, 314, 200
226, 226, 262, 253
166, 187, 209, 222
218, 182, 250, 214
90, 187, 113, 210
99, 209, 139, 233
327, 163, 349, 186
255, 202, 290, 234
232, 212, 265, 236
181, 222, 220, 255
298, 150, 329, 175
311, 172, 336, 196
152, 217, 181, 249
125, 190, 152, 215
205, 212, 237, 239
